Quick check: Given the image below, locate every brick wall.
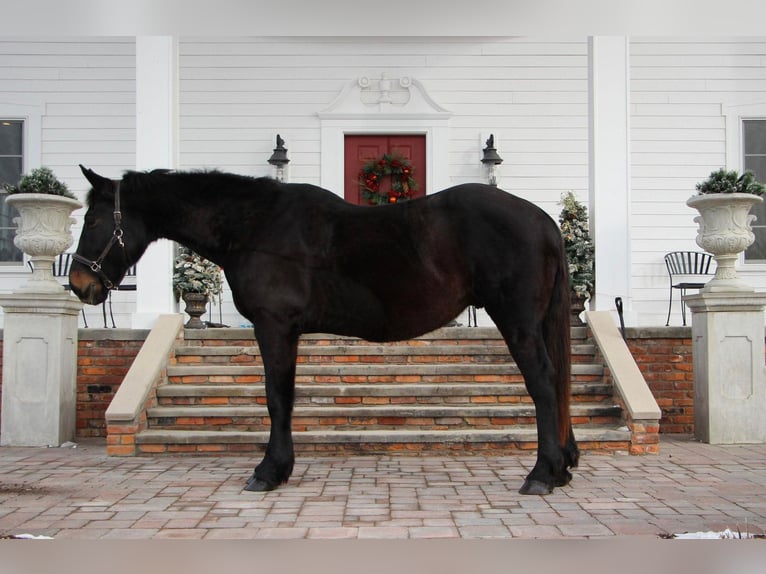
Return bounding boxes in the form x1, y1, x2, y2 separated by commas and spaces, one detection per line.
76, 330, 149, 438
621, 327, 694, 434
0, 326, 695, 440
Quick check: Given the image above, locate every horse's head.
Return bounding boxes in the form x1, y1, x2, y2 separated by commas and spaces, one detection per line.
70, 165, 147, 305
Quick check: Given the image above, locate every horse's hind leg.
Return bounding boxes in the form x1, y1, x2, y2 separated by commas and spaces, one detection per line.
244, 328, 298, 492
493, 320, 570, 495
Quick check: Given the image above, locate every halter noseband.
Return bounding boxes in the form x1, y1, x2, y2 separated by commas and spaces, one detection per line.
72, 181, 129, 291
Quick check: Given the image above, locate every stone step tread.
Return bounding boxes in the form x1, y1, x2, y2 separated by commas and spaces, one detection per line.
156, 382, 614, 398
136, 426, 631, 445
182, 326, 588, 342
165, 363, 604, 377
173, 343, 597, 357
146, 403, 621, 419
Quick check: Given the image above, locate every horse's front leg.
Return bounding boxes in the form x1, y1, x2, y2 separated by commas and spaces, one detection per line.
245, 328, 299, 492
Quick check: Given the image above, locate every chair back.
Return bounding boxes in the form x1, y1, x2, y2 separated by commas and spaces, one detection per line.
664, 251, 714, 278
52, 252, 73, 278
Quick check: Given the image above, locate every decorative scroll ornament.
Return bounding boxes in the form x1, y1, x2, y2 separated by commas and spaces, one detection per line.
319, 74, 450, 117
357, 73, 413, 107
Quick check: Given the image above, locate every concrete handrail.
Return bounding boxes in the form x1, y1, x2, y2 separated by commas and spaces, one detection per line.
105, 314, 184, 423
585, 311, 661, 420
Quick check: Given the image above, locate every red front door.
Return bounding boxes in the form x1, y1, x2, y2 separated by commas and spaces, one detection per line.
343, 135, 426, 205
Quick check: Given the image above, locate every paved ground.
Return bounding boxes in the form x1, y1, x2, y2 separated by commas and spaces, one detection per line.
1, 435, 765, 540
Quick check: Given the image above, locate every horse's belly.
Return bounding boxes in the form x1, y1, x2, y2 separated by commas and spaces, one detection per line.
374, 283, 470, 341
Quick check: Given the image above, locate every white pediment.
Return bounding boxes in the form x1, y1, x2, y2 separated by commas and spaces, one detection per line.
318, 74, 451, 119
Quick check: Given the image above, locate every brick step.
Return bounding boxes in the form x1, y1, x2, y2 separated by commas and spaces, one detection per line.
145, 403, 622, 432
134, 426, 631, 455
156, 382, 615, 406
173, 343, 598, 365
165, 363, 605, 385
180, 326, 590, 347
105, 324, 641, 457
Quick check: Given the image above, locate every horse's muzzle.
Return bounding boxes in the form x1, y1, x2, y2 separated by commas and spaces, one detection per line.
69, 267, 108, 305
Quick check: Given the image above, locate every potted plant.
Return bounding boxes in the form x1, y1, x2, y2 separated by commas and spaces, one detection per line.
559, 191, 594, 324
686, 168, 765, 292
172, 246, 223, 328
3, 166, 82, 293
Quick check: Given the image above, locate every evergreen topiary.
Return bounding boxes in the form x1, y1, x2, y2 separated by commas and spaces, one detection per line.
559, 191, 595, 299
695, 168, 765, 196
3, 166, 76, 199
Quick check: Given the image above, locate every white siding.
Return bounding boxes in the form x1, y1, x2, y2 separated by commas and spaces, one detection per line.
3, 36, 766, 328
0, 38, 135, 326
179, 37, 590, 328
0, 38, 136, 187
179, 37, 589, 212
630, 37, 766, 325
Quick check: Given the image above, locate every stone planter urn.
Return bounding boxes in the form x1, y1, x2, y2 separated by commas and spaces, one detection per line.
6, 193, 83, 294
181, 292, 209, 328
686, 193, 763, 293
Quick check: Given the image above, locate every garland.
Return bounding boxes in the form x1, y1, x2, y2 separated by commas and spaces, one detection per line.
358, 153, 418, 205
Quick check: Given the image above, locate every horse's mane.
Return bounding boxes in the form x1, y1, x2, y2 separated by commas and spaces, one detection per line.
123, 169, 280, 196
114, 169, 348, 215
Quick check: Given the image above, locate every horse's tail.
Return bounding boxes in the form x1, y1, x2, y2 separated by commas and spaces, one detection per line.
544, 243, 576, 460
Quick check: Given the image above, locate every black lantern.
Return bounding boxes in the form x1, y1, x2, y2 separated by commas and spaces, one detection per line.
267, 134, 290, 182
481, 134, 503, 186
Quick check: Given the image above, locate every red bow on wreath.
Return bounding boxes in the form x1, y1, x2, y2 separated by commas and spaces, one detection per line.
358, 153, 418, 205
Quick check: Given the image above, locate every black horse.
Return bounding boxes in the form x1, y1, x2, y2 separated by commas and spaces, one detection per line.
70, 165, 578, 495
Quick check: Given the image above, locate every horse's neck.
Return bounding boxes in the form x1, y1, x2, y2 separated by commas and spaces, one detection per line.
133, 177, 226, 257
132, 174, 274, 262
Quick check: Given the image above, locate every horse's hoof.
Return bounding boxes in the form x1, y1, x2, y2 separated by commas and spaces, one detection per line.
554, 470, 573, 487
244, 476, 277, 492
519, 479, 553, 495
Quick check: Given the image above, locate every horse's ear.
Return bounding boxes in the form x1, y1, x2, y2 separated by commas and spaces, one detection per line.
79, 164, 112, 191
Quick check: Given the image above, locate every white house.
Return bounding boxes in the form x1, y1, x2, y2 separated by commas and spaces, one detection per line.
2, 32, 766, 328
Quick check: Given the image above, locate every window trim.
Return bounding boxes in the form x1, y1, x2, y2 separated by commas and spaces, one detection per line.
0, 104, 42, 175
318, 76, 452, 196
723, 102, 766, 272
0, 104, 42, 271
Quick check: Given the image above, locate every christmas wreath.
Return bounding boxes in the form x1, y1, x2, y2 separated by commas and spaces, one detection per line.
358, 153, 418, 205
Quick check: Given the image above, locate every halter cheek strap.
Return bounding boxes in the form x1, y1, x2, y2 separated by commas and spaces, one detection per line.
72, 181, 129, 291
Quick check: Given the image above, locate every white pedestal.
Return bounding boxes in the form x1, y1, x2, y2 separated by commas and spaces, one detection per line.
685, 292, 766, 444
0, 292, 82, 446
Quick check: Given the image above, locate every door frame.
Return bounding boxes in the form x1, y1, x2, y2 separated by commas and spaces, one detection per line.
321, 123, 449, 198
318, 77, 451, 197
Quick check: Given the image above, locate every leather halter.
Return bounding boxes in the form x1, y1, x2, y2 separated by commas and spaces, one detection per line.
72, 181, 129, 291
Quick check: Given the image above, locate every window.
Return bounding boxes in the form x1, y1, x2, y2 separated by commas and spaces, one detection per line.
743, 119, 766, 262
0, 119, 24, 263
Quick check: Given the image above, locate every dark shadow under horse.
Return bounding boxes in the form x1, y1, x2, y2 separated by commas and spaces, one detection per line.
70, 166, 579, 495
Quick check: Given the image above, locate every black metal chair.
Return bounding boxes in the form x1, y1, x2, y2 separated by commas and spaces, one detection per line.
99, 263, 136, 328
464, 305, 477, 327
664, 251, 715, 326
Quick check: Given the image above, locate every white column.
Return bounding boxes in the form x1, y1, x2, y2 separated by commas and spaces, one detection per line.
588, 37, 632, 320
132, 36, 179, 329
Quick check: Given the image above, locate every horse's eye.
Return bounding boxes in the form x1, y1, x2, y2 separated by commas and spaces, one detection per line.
84, 216, 98, 229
